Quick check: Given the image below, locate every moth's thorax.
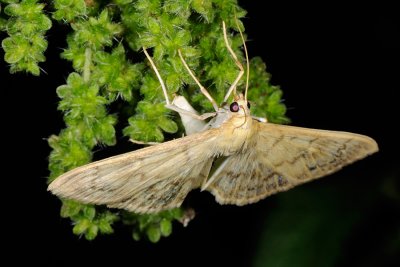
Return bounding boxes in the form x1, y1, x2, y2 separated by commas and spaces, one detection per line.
214, 116, 254, 155
212, 102, 255, 155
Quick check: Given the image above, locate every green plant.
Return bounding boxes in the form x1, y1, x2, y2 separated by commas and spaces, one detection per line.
1, 0, 288, 242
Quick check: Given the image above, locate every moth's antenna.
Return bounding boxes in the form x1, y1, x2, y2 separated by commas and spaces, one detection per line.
143, 47, 170, 105
223, 21, 245, 103
178, 49, 219, 112
235, 19, 250, 101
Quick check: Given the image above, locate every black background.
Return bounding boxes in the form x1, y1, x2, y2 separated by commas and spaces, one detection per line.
2, 2, 398, 266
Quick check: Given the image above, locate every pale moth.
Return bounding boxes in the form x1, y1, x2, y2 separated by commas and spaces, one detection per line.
49, 22, 378, 214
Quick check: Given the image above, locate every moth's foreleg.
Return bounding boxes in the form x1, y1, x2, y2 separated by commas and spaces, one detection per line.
129, 139, 161, 146
166, 104, 216, 121
201, 156, 231, 191
252, 116, 268, 123
143, 47, 216, 135
167, 95, 215, 135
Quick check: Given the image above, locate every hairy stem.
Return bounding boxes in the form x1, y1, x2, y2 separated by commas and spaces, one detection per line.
83, 47, 92, 82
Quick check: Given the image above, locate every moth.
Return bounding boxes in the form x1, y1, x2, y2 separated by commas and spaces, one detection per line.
49, 22, 378, 214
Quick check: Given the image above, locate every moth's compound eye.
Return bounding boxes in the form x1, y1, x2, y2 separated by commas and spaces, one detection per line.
247, 101, 251, 109
230, 102, 240, 112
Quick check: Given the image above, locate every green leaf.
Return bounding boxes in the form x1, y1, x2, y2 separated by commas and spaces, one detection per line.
85, 225, 99, 240
72, 218, 91, 235
60, 200, 82, 218
169, 208, 184, 220
158, 117, 178, 133
124, 118, 165, 142
52, 0, 87, 22
25, 60, 40, 75
2, 35, 25, 62
98, 220, 114, 234
191, 0, 214, 22
132, 231, 141, 241
83, 206, 96, 220
160, 219, 172, 237
95, 116, 117, 146
4, 3, 22, 16
38, 14, 52, 31
147, 224, 161, 243
71, 9, 123, 49
114, 0, 133, 5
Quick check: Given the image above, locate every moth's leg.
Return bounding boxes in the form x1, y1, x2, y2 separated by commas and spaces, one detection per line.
178, 49, 219, 112
201, 157, 231, 191
222, 21, 245, 103
166, 104, 216, 121
252, 116, 268, 123
129, 139, 161, 146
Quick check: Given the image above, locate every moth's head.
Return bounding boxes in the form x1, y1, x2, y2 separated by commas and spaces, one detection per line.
229, 93, 251, 117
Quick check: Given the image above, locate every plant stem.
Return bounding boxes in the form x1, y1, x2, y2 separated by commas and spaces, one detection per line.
83, 47, 92, 82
